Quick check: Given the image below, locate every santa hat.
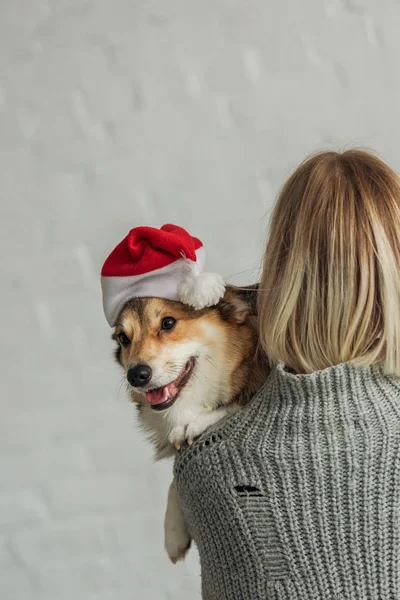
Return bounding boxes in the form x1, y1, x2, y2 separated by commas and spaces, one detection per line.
101, 224, 226, 327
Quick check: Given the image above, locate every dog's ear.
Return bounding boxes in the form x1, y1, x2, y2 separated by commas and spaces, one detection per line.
218, 287, 256, 324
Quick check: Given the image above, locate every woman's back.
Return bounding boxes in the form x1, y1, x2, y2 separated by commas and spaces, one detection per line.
175, 362, 400, 599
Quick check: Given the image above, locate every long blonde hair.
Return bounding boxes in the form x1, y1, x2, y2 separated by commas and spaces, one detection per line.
258, 149, 400, 375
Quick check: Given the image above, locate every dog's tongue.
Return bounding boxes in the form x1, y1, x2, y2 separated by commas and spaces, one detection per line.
145, 383, 178, 406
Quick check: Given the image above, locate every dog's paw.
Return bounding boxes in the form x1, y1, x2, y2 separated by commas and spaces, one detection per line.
185, 416, 216, 445
168, 425, 187, 450
169, 405, 241, 449
185, 405, 240, 444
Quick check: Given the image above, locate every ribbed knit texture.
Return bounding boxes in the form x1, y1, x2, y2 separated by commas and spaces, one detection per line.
173, 363, 400, 600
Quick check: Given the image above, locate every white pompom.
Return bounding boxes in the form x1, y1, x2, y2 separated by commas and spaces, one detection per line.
178, 272, 226, 309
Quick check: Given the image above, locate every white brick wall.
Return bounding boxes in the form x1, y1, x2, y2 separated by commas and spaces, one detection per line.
1, 0, 400, 597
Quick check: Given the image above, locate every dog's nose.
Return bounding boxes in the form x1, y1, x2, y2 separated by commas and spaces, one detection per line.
127, 364, 152, 387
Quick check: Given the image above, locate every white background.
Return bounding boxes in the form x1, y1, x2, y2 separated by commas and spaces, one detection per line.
1, 1, 400, 598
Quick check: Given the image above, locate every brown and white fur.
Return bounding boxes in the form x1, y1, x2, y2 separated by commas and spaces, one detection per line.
112, 284, 268, 562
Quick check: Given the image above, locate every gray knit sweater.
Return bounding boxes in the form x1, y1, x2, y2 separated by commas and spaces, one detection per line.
174, 362, 400, 600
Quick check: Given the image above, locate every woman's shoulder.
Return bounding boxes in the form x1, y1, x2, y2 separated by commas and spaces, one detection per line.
174, 362, 400, 479
173, 376, 272, 478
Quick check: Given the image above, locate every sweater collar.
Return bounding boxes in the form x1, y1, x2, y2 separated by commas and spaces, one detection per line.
271, 361, 395, 400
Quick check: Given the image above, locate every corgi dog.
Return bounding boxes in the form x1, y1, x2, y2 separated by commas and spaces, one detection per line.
111, 284, 268, 563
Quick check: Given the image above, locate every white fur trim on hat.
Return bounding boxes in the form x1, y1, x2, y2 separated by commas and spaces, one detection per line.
102, 247, 206, 326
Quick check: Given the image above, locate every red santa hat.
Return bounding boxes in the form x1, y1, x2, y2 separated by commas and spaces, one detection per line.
101, 224, 226, 326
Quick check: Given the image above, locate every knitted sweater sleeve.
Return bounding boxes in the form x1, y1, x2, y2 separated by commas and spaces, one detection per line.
173, 363, 400, 600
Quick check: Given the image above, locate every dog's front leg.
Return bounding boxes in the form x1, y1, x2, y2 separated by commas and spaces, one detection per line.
164, 479, 191, 564
185, 403, 241, 444
169, 403, 241, 449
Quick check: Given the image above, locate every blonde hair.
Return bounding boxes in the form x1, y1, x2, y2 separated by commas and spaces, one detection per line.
258, 149, 400, 375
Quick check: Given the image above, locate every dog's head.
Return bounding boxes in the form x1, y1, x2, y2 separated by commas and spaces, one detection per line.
112, 285, 259, 415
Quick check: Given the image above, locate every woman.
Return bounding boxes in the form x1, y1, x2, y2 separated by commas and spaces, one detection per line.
174, 150, 400, 599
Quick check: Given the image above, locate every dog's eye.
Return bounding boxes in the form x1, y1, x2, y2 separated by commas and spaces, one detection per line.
161, 316, 176, 331
117, 332, 130, 347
